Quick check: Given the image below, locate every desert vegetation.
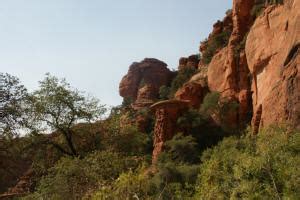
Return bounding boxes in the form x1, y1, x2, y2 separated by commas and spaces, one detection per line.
1, 73, 299, 199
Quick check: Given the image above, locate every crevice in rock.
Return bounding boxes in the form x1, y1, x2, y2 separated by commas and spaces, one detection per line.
284, 43, 300, 66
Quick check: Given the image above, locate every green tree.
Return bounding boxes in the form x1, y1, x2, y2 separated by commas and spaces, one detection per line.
28, 74, 106, 157
0, 73, 28, 136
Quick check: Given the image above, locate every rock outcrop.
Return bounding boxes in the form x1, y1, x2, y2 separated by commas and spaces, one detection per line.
119, 58, 174, 132
206, 0, 254, 129
199, 10, 233, 68
178, 55, 200, 70
119, 58, 174, 109
150, 100, 190, 164
246, 0, 300, 131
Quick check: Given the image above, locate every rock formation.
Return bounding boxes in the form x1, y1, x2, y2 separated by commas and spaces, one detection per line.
246, 0, 300, 131
119, 58, 174, 132
175, 82, 208, 108
119, 58, 174, 110
206, 0, 254, 129
117, 0, 300, 165
199, 9, 233, 68
150, 100, 190, 164
178, 55, 200, 70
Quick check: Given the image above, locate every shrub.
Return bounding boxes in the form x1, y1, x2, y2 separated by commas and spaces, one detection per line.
23, 151, 141, 199
195, 126, 300, 199
200, 92, 239, 132
251, 0, 283, 18
91, 167, 152, 200
169, 68, 197, 98
113, 125, 152, 156
101, 112, 152, 156
150, 133, 200, 199
159, 85, 171, 100
158, 133, 199, 164
201, 30, 231, 65
121, 97, 134, 109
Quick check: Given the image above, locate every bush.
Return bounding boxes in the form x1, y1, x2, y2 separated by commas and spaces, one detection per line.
23, 151, 141, 199
200, 92, 239, 132
101, 111, 152, 156
251, 0, 283, 18
159, 85, 171, 100
195, 126, 300, 199
91, 167, 152, 200
202, 30, 231, 65
158, 133, 199, 164
169, 68, 197, 98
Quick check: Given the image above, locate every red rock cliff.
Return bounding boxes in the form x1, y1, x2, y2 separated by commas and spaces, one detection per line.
207, 0, 254, 128
246, 0, 300, 132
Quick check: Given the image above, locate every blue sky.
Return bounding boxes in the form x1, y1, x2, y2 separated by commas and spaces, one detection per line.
0, 0, 231, 106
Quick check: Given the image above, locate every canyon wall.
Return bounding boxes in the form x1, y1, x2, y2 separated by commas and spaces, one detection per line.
118, 0, 300, 164
246, 0, 300, 131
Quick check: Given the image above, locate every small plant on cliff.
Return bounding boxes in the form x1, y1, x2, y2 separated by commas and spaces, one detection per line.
159, 85, 171, 100
121, 97, 133, 109
200, 92, 239, 130
169, 68, 197, 98
251, 0, 283, 18
234, 32, 249, 57
201, 29, 231, 65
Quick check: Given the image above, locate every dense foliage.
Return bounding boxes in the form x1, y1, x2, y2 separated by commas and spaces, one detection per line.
23, 151, 141, 200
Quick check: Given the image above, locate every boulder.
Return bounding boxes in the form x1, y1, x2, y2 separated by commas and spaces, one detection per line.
119, 58, 174, 106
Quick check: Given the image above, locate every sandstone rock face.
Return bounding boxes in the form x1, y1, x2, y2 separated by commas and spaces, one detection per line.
207, 0, 254, 128
246, 1, 300, 130
119, 58, 174, 108
178, 55, 199, 70
175, 82, 208, 108
150, 100, 190, 164
119, 58, 174, 132
207, 47, 229, 92
199, 10, 233, 68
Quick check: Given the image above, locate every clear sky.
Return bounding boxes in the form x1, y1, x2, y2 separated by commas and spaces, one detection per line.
0, 0, 231, 107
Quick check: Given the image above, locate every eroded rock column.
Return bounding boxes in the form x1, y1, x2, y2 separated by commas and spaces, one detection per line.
150, 100, 190, 164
